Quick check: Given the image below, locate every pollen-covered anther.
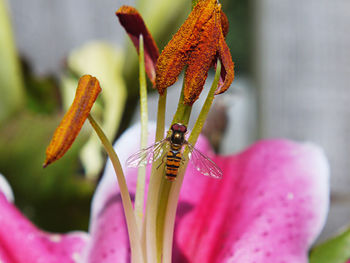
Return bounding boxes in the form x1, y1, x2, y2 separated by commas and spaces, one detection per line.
43, 75, 101, 168
155, 0, 234, 105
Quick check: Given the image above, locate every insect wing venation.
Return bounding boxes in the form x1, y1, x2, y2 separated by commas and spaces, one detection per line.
126, 139, 169, 167
187, 143, 223, 179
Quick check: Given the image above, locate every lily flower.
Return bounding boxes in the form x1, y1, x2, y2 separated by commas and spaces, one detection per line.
0, 123, 329, 262
12, 1, 328, 262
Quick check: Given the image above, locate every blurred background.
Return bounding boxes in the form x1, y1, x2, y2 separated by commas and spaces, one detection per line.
0, 0, 348, 243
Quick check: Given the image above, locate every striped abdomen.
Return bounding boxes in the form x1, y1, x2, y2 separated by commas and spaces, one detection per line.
165, 150, 182, 180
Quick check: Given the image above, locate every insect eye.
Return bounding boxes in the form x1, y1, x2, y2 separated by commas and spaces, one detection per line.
171, 123, 180, 131
171, 123, 187, 133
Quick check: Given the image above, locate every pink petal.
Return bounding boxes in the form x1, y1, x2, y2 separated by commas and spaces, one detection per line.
0, 193, 89, 263
0, 245, 13, 262
83, 189, 130, 262
0, 175, 89, 263
87, 124, 329, 262
175, 138, 329, 263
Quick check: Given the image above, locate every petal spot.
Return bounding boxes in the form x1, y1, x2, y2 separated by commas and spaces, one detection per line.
49, 234, 62, 243
287, 192, 294, 200
261, 231, 269, 237
72, 252, 82, 263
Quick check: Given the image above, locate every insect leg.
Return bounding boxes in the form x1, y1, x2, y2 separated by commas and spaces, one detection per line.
156, 151, 168, 169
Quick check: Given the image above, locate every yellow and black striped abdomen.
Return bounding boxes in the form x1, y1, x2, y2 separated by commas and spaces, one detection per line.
165, 150, 182, 180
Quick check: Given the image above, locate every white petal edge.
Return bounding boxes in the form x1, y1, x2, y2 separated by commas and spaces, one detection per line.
300, 142, 331, 245
0, 173, 14, 203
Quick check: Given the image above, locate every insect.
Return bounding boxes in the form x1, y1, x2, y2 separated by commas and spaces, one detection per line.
126, 123, 223, 181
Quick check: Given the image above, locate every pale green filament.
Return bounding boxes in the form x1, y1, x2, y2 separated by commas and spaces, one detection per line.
87, 114, 144, 263
145, 90, 167, 263
135, 35, 148, 233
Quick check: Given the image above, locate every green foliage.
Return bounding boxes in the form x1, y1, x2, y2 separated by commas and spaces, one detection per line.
222, 0, 251, 74
0, 112, 94, 232
0, 0, 25, 125
0, 0, 95, 232
23, 67, 59, 114
310, 228, 350, 263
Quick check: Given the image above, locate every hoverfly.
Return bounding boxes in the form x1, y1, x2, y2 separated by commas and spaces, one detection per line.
126, 123, 223, 181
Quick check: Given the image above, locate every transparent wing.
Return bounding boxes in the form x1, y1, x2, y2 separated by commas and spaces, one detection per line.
126, 139, 169, 168
186, 143, 223, 179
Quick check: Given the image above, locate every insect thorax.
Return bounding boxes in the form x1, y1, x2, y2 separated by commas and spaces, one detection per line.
171, 131, 185, 145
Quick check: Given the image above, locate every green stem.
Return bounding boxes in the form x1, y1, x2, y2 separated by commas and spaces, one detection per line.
87, 114, 144, 263
145, 91, 167, 263
162, 61, 222, 263
135, 35, 148, 233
